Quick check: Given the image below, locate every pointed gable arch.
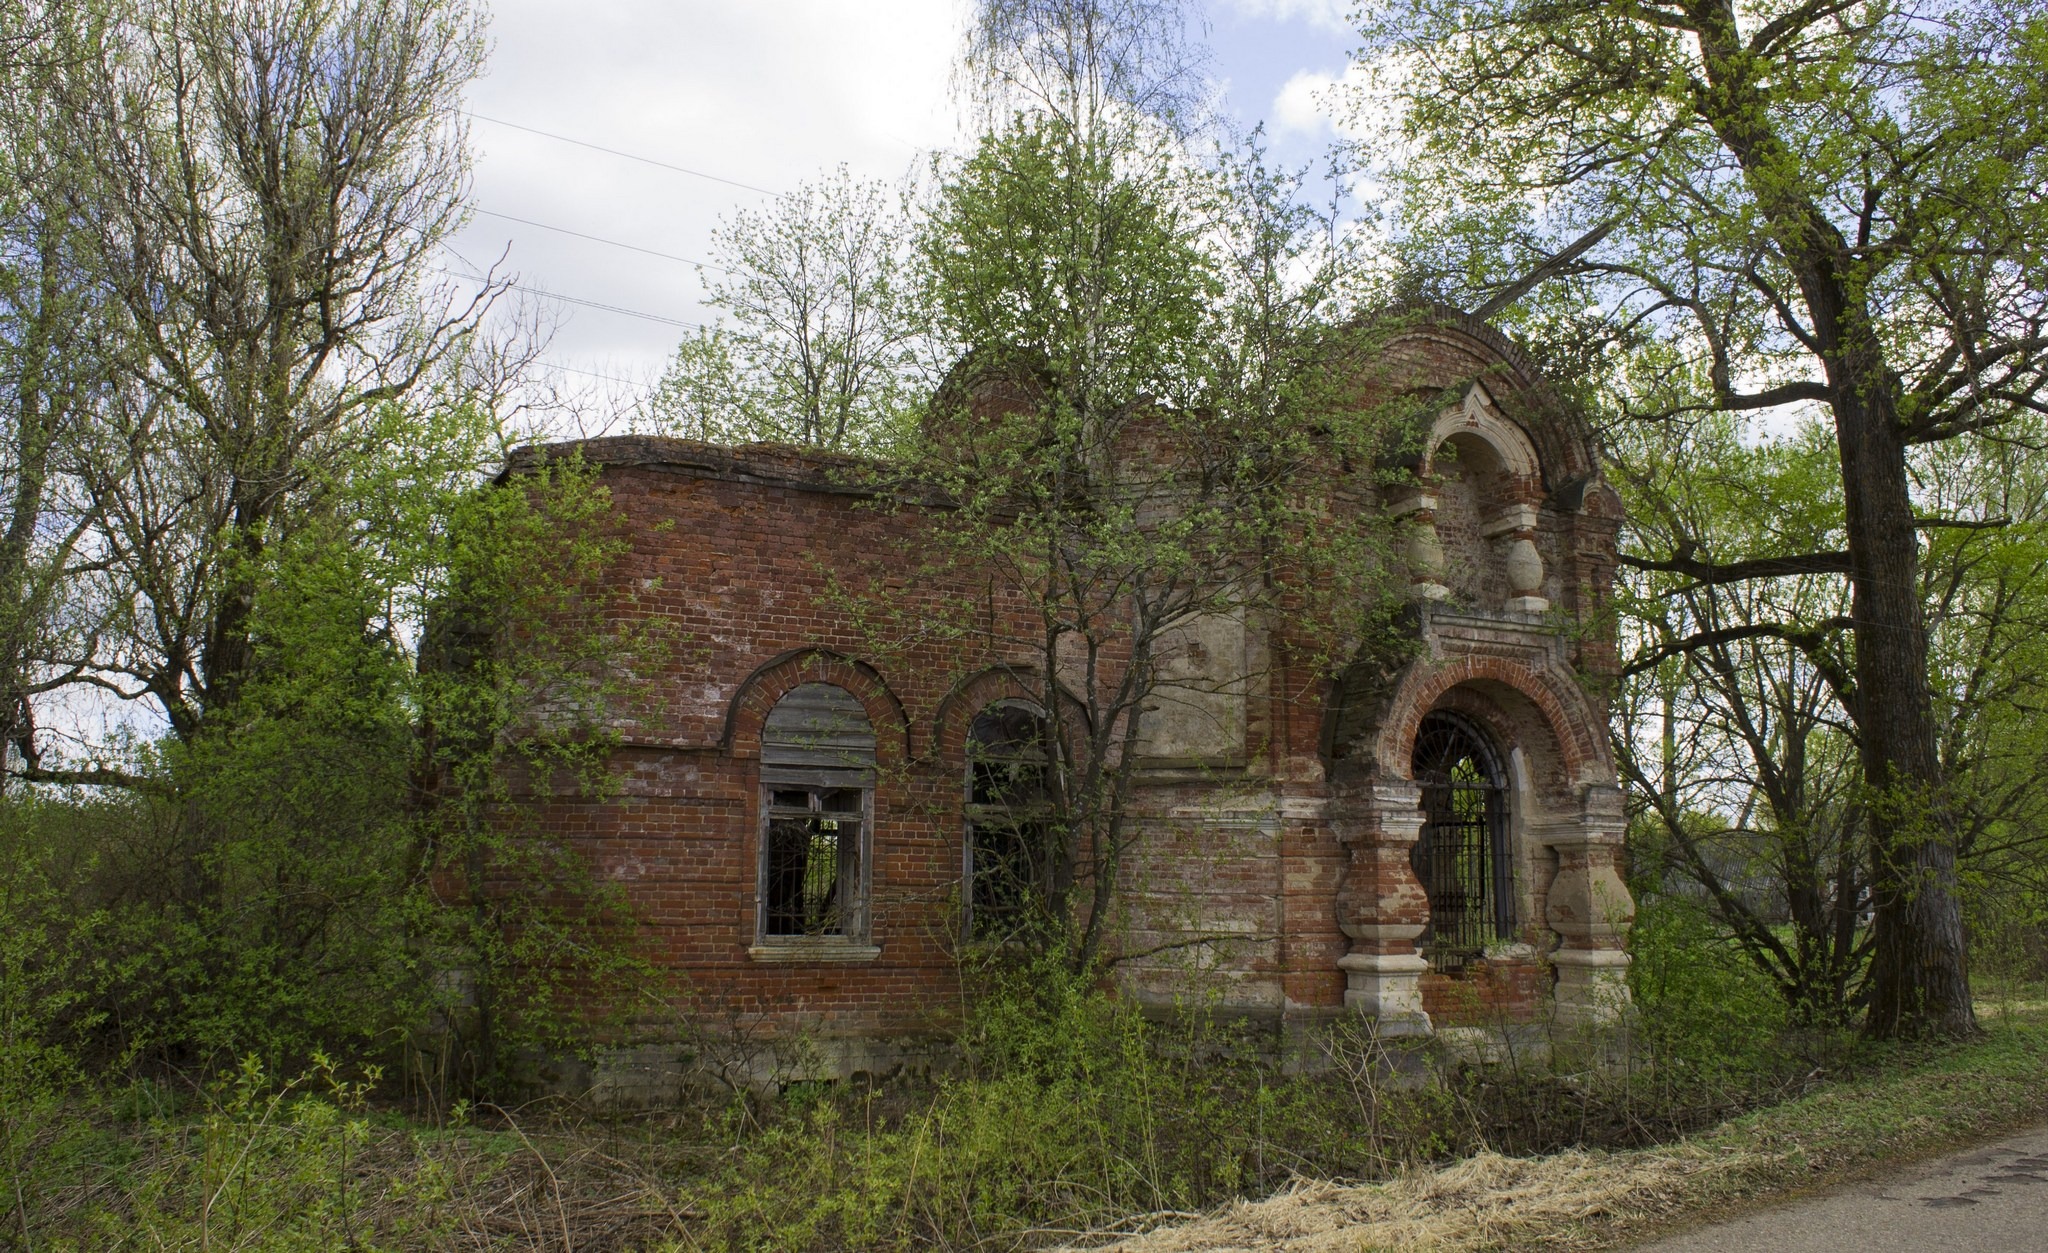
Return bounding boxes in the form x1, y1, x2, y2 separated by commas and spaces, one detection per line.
1363, 303, 1602, 494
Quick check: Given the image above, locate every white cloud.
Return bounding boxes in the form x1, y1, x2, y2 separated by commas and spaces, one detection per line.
1270, 61, 1384, 142
450, 1, 964, 389
445, 0, 1378, 406
1272, 69, 1339, 138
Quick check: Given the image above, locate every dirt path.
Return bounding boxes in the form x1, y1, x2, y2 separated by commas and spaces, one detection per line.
1627, 1122, 2048, 1253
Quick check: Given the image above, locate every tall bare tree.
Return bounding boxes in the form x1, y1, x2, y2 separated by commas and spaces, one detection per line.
1613, 417, 1867, 1022
37, 0, 501, 749
0, 0, 122, 787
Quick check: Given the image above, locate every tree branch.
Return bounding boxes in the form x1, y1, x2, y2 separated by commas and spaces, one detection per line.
1471, 217, 1619, 321
1619, 543, 1853, 584
11, 762, 157, 791
1622, 616, 1854, 678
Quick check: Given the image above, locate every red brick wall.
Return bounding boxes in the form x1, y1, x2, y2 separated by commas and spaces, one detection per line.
501, 307, 1621, 1056
507, 443, 1053, 1044
1421, 959, 1551, 1025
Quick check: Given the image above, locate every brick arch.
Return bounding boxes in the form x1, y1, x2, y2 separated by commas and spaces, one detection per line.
1375, 654, 1611, 788
1426, 686, 1523, 765
931, 663, 1094, 765
723, 647, 911, 765
1421, 383, 1543, 489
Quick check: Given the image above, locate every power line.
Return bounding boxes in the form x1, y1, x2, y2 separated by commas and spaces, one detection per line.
471, 207, 731, 273
467, 111, 778, 197
538, 360, 653, 389
509, 282, 703, 330
449, 262, 705, 330
440, 244, 707, 332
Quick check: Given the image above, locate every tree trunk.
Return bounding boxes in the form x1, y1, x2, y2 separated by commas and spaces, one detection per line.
1833, 375, 1977, 1038
0, 229, 68, 785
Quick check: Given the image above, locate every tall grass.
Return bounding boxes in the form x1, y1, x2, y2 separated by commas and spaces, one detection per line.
4, 907, 1955, 1251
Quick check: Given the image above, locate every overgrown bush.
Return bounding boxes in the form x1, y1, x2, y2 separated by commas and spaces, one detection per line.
0, 798, 112, 1247
685, 956, 1467, 1250
1961, 853, 2048, 1008
0, 943, 1995, 1251
0, 419, 665, 1104
1626, 896, 1795, 1074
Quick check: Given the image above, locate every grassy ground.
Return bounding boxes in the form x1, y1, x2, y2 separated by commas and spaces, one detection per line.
13, 1001, 2046, 1251
1088, 1002, 2048, 1252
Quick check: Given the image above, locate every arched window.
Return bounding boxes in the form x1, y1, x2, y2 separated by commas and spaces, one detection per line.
964, 701, 1055, 940
1411, 712, 1514, 971
760, 683, 875, 941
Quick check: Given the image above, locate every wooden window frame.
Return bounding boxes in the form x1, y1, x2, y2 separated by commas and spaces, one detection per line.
750, 682, 880, 961
756, 777, 873, 945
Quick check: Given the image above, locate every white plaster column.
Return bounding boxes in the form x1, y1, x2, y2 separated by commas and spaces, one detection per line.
1335, 779, 1434, 1036
1482, 503, 1548, 614
1543, 783, 1635, 1026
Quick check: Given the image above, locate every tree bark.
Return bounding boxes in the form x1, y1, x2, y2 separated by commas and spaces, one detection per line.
1, 222, 75, 785
1834, 371, 1976, 1037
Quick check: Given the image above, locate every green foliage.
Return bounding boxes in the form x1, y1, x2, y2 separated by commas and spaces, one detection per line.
689, 959, 1457, 1250
1355, 0, 2048, 410
920, 118, 1217, 400
170, 415, 654, 1079
32, 0, 494, 741
10, 953, 2012, 1250
1916, 420, 2048, 991
109, 1056, 401, 1251
0, 798, 112, 1247
876, 14, 1405, 965
1611, 414, 1868, 1023
0, 399, 661, 1097
12, 1005, 2044, 1251
7, 1055, 473, 1251
0, 0, 650, 1110
643, 960, 1867, 1249
651, 166, 920, 451
1610, 408, 2048, 1025
1627, 896, 1792, 1079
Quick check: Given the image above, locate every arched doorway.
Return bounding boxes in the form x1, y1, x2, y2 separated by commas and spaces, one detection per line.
1411, 711, 1514, 971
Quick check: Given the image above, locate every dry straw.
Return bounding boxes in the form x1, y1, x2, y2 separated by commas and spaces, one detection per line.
1066, 1143, 1777, 1253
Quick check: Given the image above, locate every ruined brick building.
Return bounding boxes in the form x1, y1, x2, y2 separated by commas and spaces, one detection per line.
512, 309, 1635, 1081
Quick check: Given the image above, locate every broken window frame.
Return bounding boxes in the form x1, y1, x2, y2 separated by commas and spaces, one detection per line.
962, 699, 1058, 942
761, 785, 868, 939
757, 683, 876, 945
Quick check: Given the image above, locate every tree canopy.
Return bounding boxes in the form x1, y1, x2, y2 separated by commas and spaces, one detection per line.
650, 167, 919, 451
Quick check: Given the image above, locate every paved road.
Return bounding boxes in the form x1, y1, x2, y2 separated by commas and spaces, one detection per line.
1632, 1123, 2048, 1252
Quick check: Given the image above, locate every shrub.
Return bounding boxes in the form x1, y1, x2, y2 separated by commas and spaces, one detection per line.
687, 954, 1462, 1250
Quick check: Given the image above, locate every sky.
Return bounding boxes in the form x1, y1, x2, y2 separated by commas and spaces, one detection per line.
443, 1, 1363, 411
39, 1, 1374, 756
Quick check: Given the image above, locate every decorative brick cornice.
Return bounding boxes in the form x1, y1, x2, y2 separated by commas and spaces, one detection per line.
502, 435, 952, 504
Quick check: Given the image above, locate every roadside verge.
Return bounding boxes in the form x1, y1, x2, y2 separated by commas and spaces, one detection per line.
1074, 1009, 2048, 1252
